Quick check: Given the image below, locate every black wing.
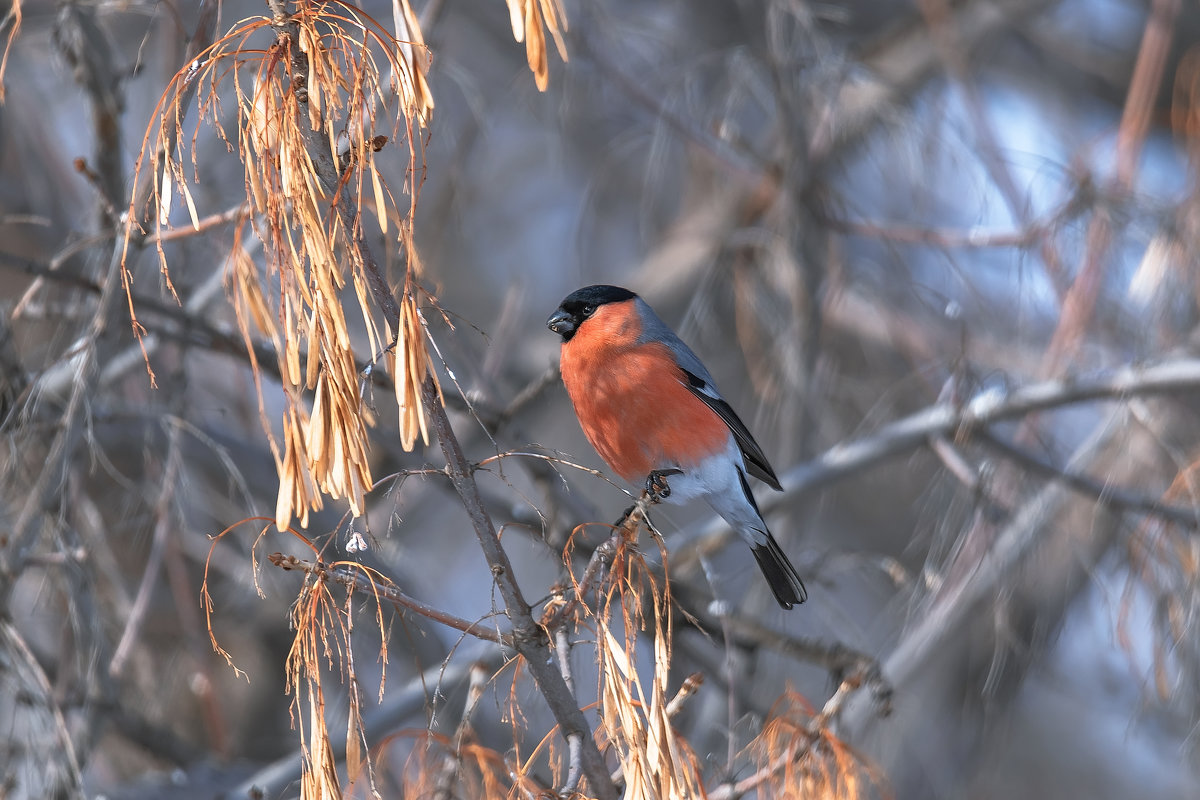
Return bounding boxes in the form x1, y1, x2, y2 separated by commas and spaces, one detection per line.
681, 368, 782, 491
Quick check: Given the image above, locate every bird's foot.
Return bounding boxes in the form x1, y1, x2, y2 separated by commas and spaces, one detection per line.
645, 469, 683, 504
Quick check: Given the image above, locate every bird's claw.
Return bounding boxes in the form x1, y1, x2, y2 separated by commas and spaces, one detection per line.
645, 469, 683, 503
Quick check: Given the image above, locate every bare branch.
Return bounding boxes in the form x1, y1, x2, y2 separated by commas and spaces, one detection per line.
1041, 0, 1181, 373
975, 429, 1199, 527
109, 421, 185, 677
268, 553, 510, 646
422, 378, 618, 800
777, 358, 1200, 501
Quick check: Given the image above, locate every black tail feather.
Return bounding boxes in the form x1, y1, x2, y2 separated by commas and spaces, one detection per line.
751, 534, 807, 609
735, 466, 806, 608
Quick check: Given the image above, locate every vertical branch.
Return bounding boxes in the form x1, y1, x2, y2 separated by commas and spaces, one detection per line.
554, 624, 584, 794
1041, 0, 1179, 373
53, 2, 124, 226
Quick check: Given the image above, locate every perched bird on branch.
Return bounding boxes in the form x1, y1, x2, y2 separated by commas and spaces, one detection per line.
548, 285, 806, 608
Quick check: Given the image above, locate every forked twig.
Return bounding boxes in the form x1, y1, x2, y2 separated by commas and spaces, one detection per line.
267, 553, 511, 646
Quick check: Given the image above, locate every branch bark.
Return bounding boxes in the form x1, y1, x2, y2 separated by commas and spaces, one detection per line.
780, 357, 1200, 504
422, 376, 618, 800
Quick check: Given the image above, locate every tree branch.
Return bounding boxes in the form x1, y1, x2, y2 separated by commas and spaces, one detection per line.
778, 357, 1200, 501
664, 358, 1200, 592
268, 553, 511, 647
422, 376, 617, 800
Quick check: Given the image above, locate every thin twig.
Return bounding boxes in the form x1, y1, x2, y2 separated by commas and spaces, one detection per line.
109, 421, 184, 677
268, 553, 511, 646
483, 366, 560, 430
975, 429, 1200, 527
542, 533, 620, 632
1041, 0, 1180, 373
147, 203, 247, 243
825, 183, 1091, 251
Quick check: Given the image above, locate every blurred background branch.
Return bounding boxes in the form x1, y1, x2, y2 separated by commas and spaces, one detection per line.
1, 0, 1199, 798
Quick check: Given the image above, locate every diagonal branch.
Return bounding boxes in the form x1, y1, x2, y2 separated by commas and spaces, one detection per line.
776, 357, 1200, 501
422, 375, 617, 800
268, 552, 511, 646
1040, 0, 1180, 373
665, 358, 1200, 574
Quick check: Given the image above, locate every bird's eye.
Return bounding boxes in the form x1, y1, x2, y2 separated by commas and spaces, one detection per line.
581, 304, 596, 316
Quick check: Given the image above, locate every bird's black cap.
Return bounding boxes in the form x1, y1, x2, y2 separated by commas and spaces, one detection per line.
547, 285, 637, 341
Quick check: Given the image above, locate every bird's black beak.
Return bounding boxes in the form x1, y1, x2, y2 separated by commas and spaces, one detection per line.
547, 309, 576, 339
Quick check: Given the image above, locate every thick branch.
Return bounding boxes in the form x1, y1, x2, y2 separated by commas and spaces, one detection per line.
665, 358, 1200, 581
422, 376, 617, 800
777, 357, 1200, 501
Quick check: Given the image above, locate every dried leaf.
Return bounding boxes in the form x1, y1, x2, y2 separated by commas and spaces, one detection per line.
370, 156, 387, 235
179, 175, 201, 231
249, 77, 280, 156
525, 0, 548, 91
0, 0, 21, 104
158, 165, 173, 226
392, 0, 435, 118
275, 405, 320, 530
135, 0, 434, 545
345, 695, 362, 781
541, 0, 569, 60
503, 0, 569, 91
505, 0, 524, 42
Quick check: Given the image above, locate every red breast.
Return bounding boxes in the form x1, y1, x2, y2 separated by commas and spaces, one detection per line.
558, 299, 730, 481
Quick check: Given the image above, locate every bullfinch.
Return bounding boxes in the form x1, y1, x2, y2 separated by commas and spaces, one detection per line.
547, 285, 806, 608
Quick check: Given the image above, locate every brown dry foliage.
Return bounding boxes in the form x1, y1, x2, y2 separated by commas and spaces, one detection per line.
127, 0, 438, 532
0, 0, 19, 102
504, 0, 569, 91
750, 692, 884, 800
588, 531, 706, 799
